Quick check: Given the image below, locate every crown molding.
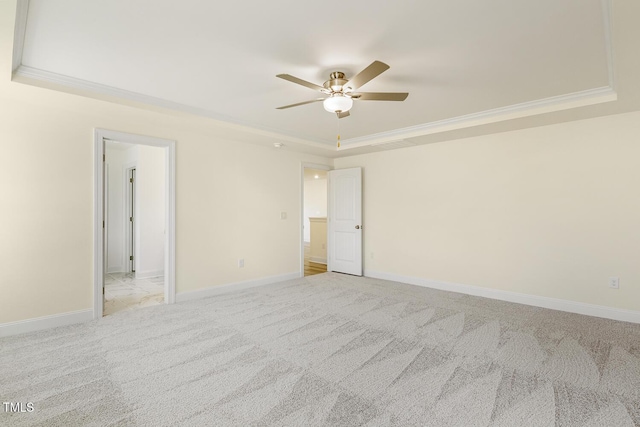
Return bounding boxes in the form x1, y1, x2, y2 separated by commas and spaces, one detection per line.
602, 0, 616, 91
338, 0, 617, 150
11, 0, 29, 73
338, 86, 617, 150
14, 63, 617, 154
12, 65, 334, 152
11, 0, 617, 153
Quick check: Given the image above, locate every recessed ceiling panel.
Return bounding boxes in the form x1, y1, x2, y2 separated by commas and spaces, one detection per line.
20, 0, 610, 146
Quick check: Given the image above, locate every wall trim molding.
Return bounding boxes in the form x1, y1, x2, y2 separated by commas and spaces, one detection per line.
14, 64, 617, 152
122, 161, 137, 274
339, 86, 617, 149
175, 272, 300, 303
11, 0, 29, 73
309, 257, 327, 265
339, 0, 617, 150
0, 309, 93, 338
365, 270, 640, 324
601, 0, 616, 90
10, 1, 617, 152
12, 65, 333, 152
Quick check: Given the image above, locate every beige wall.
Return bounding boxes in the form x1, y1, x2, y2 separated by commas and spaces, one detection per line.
335, 111, 640, 312
0, 2, 331, 324
0, 88, 331, 324
2, 0, 640, 326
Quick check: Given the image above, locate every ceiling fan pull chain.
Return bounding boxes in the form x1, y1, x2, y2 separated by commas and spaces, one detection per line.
337, 118, 341, 148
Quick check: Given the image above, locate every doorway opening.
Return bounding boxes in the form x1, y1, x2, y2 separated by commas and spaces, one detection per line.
104, 142, 162, 315
94, 129, 176, 319
302, 165, 330, 276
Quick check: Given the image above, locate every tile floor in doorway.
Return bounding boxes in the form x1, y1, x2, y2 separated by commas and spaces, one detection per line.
104, 273, 164, 316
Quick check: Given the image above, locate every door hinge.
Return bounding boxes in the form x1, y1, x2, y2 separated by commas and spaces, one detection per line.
130, 216, 133, 222
130, 178, 133, 183
103, 154, 105, 162
102, 220, 105, 229
130, 256, 134, 261
103, 287, 105, 295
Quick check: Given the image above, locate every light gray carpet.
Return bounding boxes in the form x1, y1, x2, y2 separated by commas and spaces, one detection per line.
1, 273, 640, 426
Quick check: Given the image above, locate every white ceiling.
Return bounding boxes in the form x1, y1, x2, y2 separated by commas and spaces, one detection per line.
13, 0, 638, 155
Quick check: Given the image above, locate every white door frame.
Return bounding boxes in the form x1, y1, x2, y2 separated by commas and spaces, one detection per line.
123, 162, 137, 273
93, 129, 176, 319
300, 162, 332, 277
104, 164, 109, 273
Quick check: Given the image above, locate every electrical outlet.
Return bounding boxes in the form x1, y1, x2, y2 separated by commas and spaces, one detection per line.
370, 252, 374, 259
238, 258, 244, 268
608, 277, 619, 289
322, 243, 325, 249
280, 212, 287, 220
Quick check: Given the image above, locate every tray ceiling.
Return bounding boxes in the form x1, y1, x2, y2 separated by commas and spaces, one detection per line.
14, 0, 615, 152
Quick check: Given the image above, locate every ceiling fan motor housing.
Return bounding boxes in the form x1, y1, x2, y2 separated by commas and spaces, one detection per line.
275, 61, 407, 116
324, 72, 349, 93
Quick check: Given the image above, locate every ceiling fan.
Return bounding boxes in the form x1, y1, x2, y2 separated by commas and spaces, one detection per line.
276, 60, 408, 119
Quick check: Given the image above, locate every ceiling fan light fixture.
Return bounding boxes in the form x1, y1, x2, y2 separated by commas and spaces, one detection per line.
276, 61, 407, 118
323, 94, 353, 113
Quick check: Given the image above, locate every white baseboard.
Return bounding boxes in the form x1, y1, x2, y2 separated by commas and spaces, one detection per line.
135, 270, 164, 279
176, 272, 300, 303
107, 267, 125, 274
309, 257, 327, 265
365, 270, 640, 324
0, 309, 93, 338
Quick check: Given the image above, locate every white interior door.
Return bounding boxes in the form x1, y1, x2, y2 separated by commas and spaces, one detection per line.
328, 167, 362, 276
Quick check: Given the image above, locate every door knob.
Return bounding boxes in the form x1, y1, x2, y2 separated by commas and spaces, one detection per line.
355, 225, 360, 229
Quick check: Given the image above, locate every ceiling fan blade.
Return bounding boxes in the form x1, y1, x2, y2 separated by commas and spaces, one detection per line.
343, 61, 390, 91
337, 111, 350, 119
276, 74, 326, 92
351, 92, 409, 101
276, 98, 325, 109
